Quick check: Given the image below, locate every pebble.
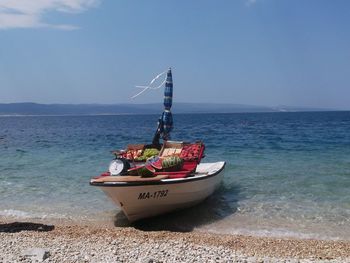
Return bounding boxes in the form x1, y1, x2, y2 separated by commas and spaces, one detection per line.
20, 248, 50, 262
0, 220, 349, 263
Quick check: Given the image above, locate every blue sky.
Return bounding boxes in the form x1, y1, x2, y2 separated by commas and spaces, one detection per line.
0, 0, 349, 109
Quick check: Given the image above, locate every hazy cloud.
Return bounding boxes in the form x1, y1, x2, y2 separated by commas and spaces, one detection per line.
0, 0, 99, 30
246, 0, 257, 7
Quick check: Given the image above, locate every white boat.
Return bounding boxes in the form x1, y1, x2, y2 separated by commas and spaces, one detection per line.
90, 68, 226, 221
90, 161, 225, 222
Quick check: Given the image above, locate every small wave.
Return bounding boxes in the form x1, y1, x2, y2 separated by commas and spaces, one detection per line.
199, 226, 345, 241
0, 209, 68, 220
0, 209, 31, 218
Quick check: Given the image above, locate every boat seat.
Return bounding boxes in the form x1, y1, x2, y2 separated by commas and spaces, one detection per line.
153, 161, 198, 179
154, 170, 191, 179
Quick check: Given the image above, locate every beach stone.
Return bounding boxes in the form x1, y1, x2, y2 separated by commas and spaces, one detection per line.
21, 248, 50, 262
0, 256, 12, 263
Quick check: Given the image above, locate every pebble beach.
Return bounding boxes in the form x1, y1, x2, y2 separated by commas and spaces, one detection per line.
1, 219, 349, 263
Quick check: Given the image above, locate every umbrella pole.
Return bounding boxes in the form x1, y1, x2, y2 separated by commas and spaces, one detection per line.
152, 118, 163, 148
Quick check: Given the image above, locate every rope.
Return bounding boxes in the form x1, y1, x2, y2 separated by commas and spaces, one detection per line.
131, 70, 167, 99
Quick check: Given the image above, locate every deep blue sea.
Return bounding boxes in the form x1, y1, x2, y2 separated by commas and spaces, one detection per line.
1, 112, 350, 240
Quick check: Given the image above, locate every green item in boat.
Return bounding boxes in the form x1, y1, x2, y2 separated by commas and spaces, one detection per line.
162, 156, 184, 171
138, 167, 154, 177
135, 148, 160, 161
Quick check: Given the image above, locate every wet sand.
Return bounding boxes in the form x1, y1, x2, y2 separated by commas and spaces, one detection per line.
1, 218, 349, 263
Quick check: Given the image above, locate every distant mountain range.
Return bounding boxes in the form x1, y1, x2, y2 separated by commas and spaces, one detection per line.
0, 102, 337, 116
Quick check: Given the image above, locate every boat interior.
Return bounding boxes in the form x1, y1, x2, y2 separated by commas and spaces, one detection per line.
91, 141, 225, 184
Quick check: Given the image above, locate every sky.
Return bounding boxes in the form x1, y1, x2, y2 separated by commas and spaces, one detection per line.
0, 0, 350, 109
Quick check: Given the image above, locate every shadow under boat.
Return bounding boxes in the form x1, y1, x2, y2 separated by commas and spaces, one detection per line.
113, 184, 242, 232
0, 222, 54, 233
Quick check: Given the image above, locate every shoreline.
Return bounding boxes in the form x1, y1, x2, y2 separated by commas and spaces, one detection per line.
1, 217, 349, 262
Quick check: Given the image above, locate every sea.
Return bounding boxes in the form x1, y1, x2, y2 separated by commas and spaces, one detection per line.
1, 112, 350, 240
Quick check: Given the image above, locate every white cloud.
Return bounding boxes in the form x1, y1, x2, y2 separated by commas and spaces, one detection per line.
0, 0, 99, 30
246, 0, 257, 7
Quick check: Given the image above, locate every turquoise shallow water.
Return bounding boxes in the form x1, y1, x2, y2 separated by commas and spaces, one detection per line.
1, 112, 350, 239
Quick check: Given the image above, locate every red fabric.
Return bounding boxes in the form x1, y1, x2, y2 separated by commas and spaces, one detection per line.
101, 172, 110, 177
182, 161, 198, 173
154, 170, 191, 179
168, 172, 191, 179
153, 160, 198, 179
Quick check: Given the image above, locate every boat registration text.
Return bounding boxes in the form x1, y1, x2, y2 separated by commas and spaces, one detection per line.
138, 190, 168, 200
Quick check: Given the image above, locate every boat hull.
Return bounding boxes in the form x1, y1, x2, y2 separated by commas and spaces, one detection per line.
92, 162, 225, 221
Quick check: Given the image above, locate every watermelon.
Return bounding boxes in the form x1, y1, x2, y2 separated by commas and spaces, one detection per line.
161, 156, 184, 171
127, 166, 154, 177
134, 148, 159, 161
138, 167, 154, 177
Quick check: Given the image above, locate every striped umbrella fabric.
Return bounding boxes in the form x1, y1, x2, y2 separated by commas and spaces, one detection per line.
161, 68, 173, 140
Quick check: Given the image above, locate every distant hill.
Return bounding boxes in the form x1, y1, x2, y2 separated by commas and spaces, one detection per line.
0, 102, 335, 116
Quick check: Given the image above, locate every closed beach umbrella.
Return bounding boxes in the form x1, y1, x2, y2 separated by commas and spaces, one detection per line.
152, 68, 173, 145
161, 68, 173, 140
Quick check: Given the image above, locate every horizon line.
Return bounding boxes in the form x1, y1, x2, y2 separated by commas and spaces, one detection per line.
0, 101, 342, 110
